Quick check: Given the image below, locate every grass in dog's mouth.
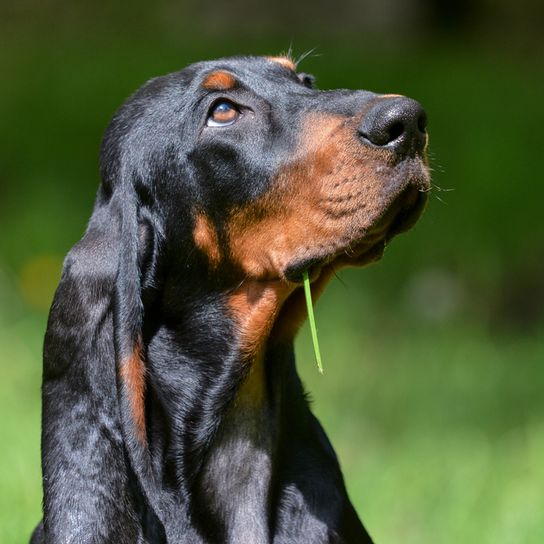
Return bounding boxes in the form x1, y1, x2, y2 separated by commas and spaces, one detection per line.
303, 270, 323, 374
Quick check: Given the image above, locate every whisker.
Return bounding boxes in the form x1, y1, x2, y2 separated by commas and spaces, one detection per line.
332, 266, 348, 288
295, 48, 318, 66
432, 183, 454, 192
225, 275, 251, 294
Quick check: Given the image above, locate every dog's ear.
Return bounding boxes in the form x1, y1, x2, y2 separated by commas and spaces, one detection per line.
41, 107, 169, 536
99, 117, 172, 520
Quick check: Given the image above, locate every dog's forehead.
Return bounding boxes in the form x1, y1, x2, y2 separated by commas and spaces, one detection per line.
184, 55, 305, 95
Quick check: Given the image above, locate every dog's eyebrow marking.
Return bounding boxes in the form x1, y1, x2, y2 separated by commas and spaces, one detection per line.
119, 339, 147, 443
266, 56, 297, 72
202, 71, 237, 90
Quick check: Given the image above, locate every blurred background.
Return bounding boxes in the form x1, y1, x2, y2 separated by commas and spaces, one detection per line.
1, 1, 543, 542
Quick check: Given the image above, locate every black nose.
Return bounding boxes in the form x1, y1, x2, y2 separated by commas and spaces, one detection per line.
359, 97, 427, 155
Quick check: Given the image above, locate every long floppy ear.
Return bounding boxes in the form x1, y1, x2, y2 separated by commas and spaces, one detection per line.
41, 174, 171, 539
113, 185, 149, 448
110, 178, 179, 526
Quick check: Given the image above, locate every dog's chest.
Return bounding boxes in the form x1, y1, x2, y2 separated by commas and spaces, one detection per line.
199, 401, 273, 543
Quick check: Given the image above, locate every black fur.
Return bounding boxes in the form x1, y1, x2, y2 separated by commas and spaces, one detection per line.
32, 55, 430, 543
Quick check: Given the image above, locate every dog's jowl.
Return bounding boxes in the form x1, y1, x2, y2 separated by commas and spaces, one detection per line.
31, 55, 429, 544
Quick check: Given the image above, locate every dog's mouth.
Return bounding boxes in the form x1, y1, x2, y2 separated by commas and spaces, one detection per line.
284, 185, 428, 284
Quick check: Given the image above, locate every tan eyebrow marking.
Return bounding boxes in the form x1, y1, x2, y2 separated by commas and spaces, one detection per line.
266, 56, 297, 72
202, 71, 237, 90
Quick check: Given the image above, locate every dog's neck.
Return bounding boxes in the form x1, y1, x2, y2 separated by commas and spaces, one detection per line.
139, 269, 366, 542
143, 278, 300, 537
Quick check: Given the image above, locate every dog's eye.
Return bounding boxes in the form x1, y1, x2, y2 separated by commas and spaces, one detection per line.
206, 101, 240, 127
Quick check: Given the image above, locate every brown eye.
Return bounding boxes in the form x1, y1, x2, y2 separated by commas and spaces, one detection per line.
207, 101, 240, 127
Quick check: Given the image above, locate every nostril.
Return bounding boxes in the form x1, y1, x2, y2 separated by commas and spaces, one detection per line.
388, 121, 404, 142
359, 119, 406, 147
359, 97, 427, 154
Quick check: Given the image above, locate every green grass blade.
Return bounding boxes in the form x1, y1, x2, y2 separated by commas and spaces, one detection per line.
303, 270, 324, 374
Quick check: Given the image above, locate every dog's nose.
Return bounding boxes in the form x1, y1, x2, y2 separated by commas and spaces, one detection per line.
359, 97, 427, 155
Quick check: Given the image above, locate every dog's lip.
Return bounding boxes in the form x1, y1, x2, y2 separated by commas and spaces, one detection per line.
384, 185, 428, 237
283, 239, 386, 284
284, 187, 428, 284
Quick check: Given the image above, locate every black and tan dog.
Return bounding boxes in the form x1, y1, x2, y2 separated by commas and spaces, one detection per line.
31, 55, 429, 543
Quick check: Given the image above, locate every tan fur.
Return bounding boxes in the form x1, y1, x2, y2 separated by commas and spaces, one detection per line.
202, 71, 237, 90
120, 340, 147, 443
194, 212, 222, 267
266, 56, 297, 72
227, 280, 290, 359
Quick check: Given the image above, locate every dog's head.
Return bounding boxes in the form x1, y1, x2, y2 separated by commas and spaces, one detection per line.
102, 55, 428, 281
98, 55, 429, 353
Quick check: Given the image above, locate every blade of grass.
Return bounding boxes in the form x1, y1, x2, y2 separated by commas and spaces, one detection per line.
303, 270, 323, 374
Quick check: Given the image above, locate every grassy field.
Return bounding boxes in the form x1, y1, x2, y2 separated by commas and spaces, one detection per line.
297, 278, 544, 543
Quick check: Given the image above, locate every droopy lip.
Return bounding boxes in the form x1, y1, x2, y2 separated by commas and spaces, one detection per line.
284, 185, 428, 283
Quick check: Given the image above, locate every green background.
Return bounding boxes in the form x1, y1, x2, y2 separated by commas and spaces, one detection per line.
1, 2, 543, 542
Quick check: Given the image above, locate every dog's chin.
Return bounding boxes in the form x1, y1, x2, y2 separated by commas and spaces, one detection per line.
284, 186, 428, 284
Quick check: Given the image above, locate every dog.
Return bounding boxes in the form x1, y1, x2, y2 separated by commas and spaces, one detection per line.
31, 55, 429, 543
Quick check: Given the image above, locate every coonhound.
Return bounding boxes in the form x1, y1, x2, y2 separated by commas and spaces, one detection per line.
31, 55, 429, 543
